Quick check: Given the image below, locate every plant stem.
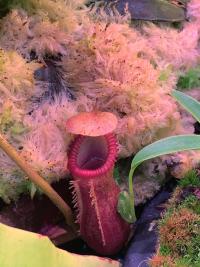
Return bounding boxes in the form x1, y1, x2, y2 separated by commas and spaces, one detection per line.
128, 167, 136, 222
0, 133, 77, 232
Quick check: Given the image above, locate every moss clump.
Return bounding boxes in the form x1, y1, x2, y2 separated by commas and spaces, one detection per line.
180, 194, 200, 215
0, 169, 32, 203
159, 208, 199, 256
178, 169, 200, 188
0, 103, 28, 136
159, 244, 172, 257
177, 66, 200, 90
149, 254, 175, 267
150, 193, 200, 267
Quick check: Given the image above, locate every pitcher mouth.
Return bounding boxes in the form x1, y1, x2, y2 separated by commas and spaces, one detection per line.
68, 133, 117, 179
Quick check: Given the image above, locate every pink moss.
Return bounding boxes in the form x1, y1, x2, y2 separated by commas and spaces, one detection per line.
143, 23, 199, 69
187, 0, 200, 22
63, 22, 180, 157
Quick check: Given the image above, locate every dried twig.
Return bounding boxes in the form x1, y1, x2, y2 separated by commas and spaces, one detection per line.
0, 133, 77, 233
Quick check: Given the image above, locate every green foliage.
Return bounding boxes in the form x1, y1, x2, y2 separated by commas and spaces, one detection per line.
175, 257, 192, 267
118, 89, 200, 223
0, 223, 120, 267
0, 0, 35, 18
157, 193, 200, 267
118, 135, 200, 222
160, 245, 172, 256
0, 168, 33, 203
159, 194, 200, 226
183, 235, 200, 267
160, 212, 200, 265
117, 191, 136, 223
114, 166, 121, 185
0, 0, 37, 17
179, 170, 200, 188
0, 0, 12, 18
177, 66, 200, 90
130, 135, 200, 171
10, 121, 27, 136
159, 207, 174, 226
172, 90, 200, 123
180, 195, 200, 214
0, 105, 28, 137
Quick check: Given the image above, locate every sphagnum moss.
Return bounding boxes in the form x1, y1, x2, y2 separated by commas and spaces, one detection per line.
150, 192, 200, 267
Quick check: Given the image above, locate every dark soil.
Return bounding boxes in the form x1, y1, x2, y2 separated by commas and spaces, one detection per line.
0, 176, 177, 266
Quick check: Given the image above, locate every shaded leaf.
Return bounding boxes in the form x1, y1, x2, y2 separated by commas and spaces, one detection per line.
0, 223, 120, 267
172, 90, 200, 123
117, 191, 136, 223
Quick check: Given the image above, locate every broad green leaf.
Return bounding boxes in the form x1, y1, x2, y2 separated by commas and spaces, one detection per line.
0, 223, 120, 267
172, 90, 200, 123
117, 191, 136, 223
131, 135, 200, 171
120, 135, 200, 223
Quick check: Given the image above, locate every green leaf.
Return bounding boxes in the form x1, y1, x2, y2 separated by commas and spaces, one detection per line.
117, 191, 136, 223
0, 223, 120, 267
131, 135, 200, 172
172, 90, 200, 123
120, 135, 200, 223
118, 90, 200, 224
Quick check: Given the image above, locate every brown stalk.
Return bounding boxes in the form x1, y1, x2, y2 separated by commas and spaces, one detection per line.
0, 133, 77, 233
